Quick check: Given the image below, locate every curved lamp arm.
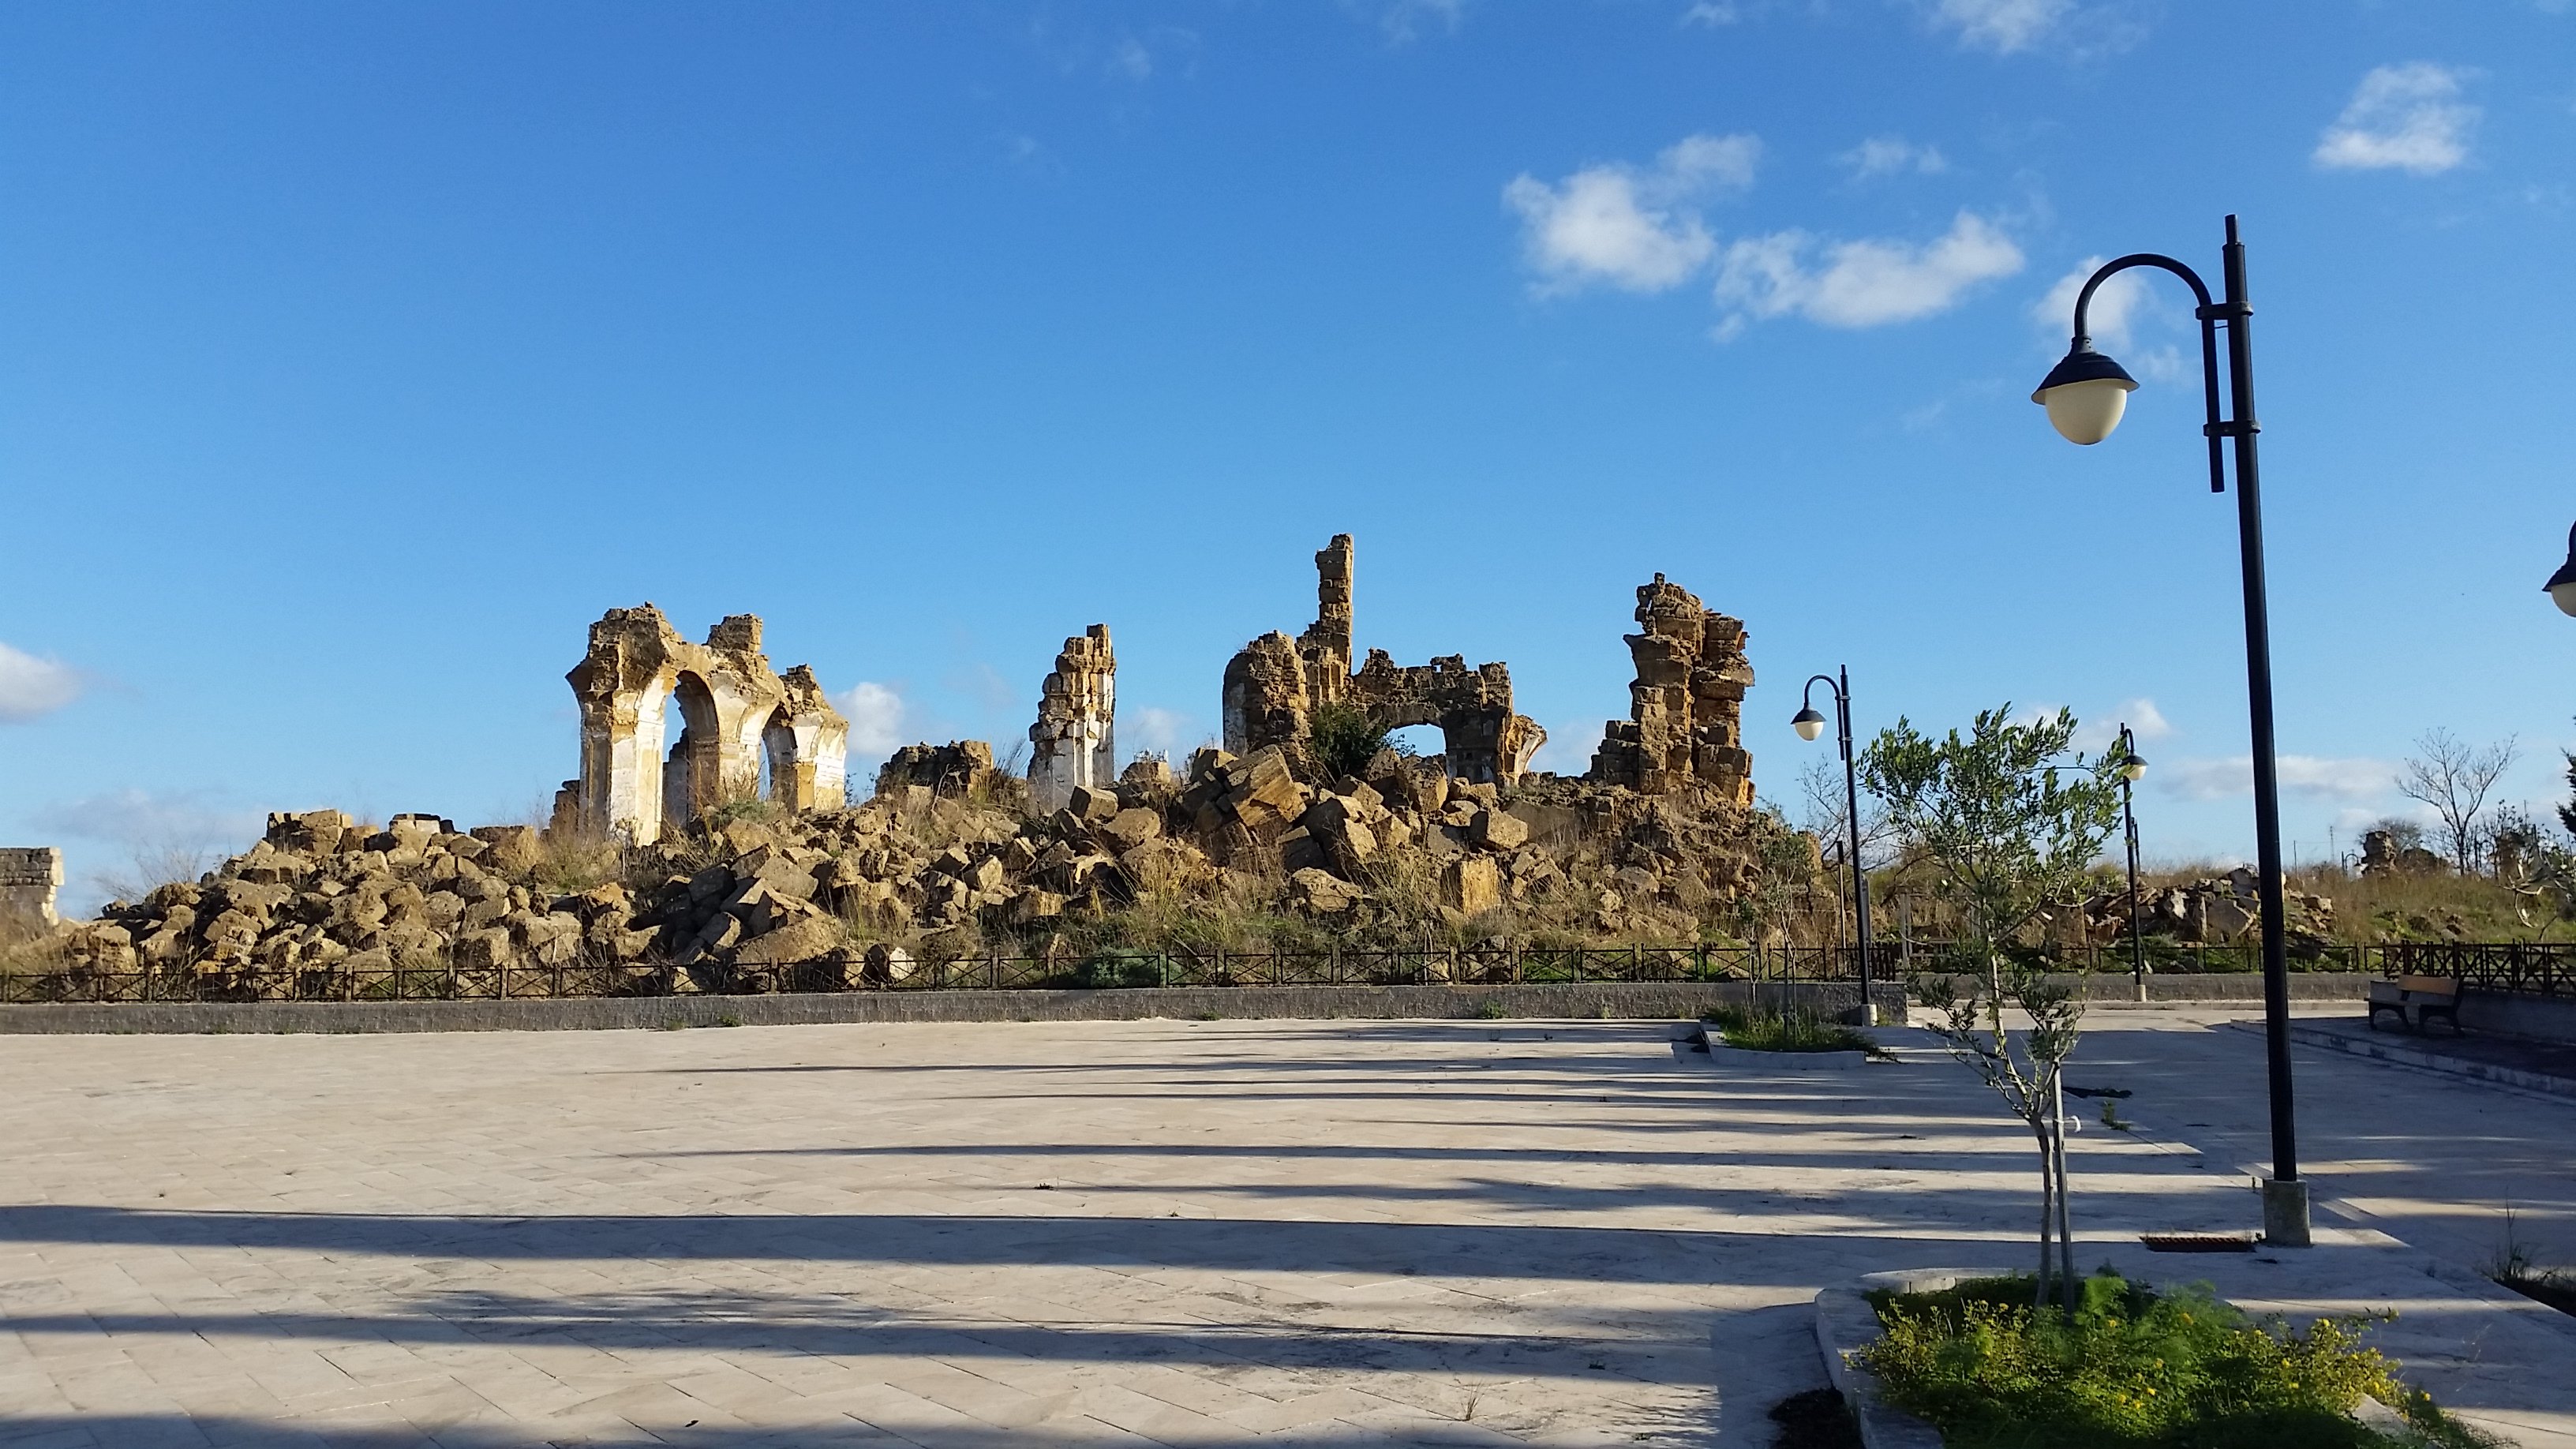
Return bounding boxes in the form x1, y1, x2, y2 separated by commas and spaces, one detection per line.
2057, 251, 2237, 494
1801, 672, 1849, 759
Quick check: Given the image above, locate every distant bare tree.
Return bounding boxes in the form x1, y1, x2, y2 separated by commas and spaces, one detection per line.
2396, 729, 2518, 874
1795, 755, 1903, 872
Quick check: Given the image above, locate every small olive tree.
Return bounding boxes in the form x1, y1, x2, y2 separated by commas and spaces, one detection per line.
1859, 706, 2122, 1311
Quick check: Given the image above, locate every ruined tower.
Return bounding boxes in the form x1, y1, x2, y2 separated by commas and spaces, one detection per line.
1027, 624, 1118, 814
1589, 575, 1754, 806
1222, 534, 1544, 784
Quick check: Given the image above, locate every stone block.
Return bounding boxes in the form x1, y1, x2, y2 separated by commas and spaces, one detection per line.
1443, 856, 1501, 915
734, 915, 843, 967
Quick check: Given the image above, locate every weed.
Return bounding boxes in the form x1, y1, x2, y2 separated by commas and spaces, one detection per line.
1704, 1002, 1885, 1057
715, 1012, 743, 1028
2486, 1209, 2576, 1317
2101, 1098, 2135, 1132
1860, 1272, 2498, 1448
661, 1018, 688, 1031
1470, 998, 1510, 1020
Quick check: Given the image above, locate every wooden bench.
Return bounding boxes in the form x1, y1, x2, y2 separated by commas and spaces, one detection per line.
2368, 974, 2462, 1034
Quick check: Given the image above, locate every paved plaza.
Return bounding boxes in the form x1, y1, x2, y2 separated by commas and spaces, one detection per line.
2, 1009, 2573, 1447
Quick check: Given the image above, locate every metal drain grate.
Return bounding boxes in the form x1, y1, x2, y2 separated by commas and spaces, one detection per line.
2141, 1232, 2258, 1252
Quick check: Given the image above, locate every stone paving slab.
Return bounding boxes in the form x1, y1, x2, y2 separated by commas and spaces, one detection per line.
0, 1016, 2567, 1446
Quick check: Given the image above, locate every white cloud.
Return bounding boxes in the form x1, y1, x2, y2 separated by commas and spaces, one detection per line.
1680, 1, 1743, 24
1842, 135, 1948, 178
2315, 63, 2479, 174
1124, 706, 1197, 758
1714, 210, 2023, 329
1378, 0, 1465, 43
0, 642, 83, 722
833, 681, 910, 760
2159, 754, 2394, 803
32, 788, 268, 913
1503, 133, 1761, 294
2070, 698, 2171, 754
2032, 254, 2148, 351
1110, 38, 1153, 81
1930, 0, 2070, 52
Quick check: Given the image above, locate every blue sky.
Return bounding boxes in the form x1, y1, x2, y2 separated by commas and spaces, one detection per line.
3, 1, 2571, 909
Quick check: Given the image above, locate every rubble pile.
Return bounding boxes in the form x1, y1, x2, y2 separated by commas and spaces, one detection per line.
38, 742, 1796, 993
2070, 867, 2336, 949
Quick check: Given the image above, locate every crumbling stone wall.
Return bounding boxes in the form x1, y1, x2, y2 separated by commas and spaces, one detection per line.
1, 847, 62, 927
1028, 625, 1116, 814
558, 605, 848, 845
1222, 534, 1545, 784
1589, 574, 1754, 807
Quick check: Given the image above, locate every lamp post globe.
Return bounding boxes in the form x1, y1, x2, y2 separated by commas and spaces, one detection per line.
1792, 706, 1827, 742
2031, 346, 2140, 445
2547, 522, 2576, 617
2121, 751, 2147, 784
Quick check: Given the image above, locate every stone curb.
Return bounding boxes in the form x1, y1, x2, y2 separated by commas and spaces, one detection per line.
1814, 1280, 1956, 1449
1, 981, 1770, 1035
2266, 1019, 2576, 1100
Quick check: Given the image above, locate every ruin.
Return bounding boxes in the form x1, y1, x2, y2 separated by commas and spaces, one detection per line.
1, 847, 62, 927
1589, 574, 1754, 806
556, 605, 848, 845
1027, 625, 1117, 814
1222, 535, 1545, 784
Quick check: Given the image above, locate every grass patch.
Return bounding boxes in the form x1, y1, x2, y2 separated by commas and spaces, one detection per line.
2486, 1213, 2576, 1317
1704, 1002, 1884, 1056
1860, 1272, 2498, 1448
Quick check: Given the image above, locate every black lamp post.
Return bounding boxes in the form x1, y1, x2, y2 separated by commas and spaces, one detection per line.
1792, 667, 1874, 1023
2114, 725, 2148, 1002
2032, 215, 2308, 1247
2547, 522, 2576, 616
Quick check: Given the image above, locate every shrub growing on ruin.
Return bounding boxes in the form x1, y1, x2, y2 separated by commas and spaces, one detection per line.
1305, 702, 1408, 782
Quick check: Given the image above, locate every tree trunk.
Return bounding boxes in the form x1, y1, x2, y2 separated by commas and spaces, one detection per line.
2052, 1074, 2076, 1310
2032, 1118, 2057, 1308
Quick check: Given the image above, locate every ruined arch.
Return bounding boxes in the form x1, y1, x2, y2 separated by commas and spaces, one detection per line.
560, 605, 849, 844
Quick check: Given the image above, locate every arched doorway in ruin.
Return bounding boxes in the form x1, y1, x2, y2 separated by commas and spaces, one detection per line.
661, 671, 722, 831
760, 706, 799, 807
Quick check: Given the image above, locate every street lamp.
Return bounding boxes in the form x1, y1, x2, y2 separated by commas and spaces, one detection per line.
2033, 215, 2309, 1247
2114, 726, 2148, 1003
1793, 667, 1875, 1024
2547, 522, 2576, 617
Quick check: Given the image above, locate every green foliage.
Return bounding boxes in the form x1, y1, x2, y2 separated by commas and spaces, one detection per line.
1861, 1274, 2496, 1449
1306, 701, 1409, 781
1863, 705, 2125, 1308
1069, 949, 1168, 990
1860, 705, 2124, 965
1704, 1002, 1881, 1055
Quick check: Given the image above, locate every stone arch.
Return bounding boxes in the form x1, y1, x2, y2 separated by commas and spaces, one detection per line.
562, 605, 850, 843
762, 706, 798, 805
662, 671, 722, 831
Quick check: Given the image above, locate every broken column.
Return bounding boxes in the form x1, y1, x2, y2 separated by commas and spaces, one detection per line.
0, 847, 63, 927
560, 605, 850, 845
1589, 574, 1754, 806
1028, 624, 1118, 814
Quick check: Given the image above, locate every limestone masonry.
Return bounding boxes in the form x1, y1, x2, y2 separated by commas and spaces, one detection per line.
1589, 574, 1755, 807
17, 541, 1824, 990
556, 605, 848, 846
1028, 625, 1117, 814
1222, 534, 1546, 784
1, 847, 62, 927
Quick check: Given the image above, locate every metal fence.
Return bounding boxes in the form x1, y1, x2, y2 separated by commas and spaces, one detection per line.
0, 935, 2446, 1007
2376, 940, 2576, 998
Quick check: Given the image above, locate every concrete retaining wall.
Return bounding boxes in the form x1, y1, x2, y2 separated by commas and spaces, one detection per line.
0, 973, 2363, 1035
2458, 989, 2576, 1046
